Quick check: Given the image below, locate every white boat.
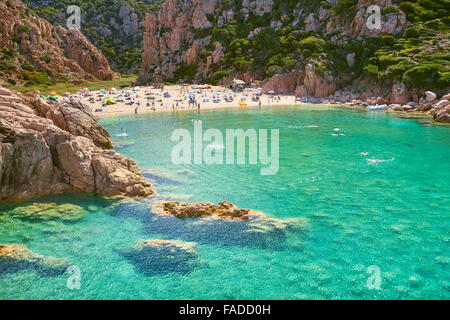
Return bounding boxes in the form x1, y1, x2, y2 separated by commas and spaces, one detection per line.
367, 105, 388, 111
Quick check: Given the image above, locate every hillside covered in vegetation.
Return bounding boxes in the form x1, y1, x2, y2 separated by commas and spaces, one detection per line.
140, 0, 449, 100
0, 0, 115, 88
24, 0, 165, 73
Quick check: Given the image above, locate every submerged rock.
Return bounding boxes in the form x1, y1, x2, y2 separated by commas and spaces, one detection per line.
151, 201, 263, 221
119, 239, 198, 275
10, 203, 85, 221
149, 200, 308, 249
0, 244, 71, 275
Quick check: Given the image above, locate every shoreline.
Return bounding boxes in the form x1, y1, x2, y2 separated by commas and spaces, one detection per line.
95, 100, 440, 125
78, 84, 298, 117
69, 84, 446, 124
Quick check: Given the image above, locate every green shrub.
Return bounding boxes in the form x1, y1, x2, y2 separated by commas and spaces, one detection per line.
267, 65, 283, 77
332, 0, 357, 19
436, 72, 450, 88
424, 19, 443, 30
404, 27, 421, 39
364, 64, 381, 78
22, 65, 35, 71
399, 2, 421, 22
299, 36, 326, 53
403, 64, 441, 86
386, 60, 416, 79
377, 55, 402, 68
382, 6, 399, 15
302, 49, 312, 58
21, 70, 53, 86
16, 24, 30, 33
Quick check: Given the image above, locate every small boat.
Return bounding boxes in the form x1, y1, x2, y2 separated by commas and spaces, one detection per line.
239, 101, 248, 107
302, 97, 321, 104
367, 105, 387, 111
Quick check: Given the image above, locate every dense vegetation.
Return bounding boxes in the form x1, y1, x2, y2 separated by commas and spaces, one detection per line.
0, 22, 57, 87
23, 0, 164, 73
182, 0, 449, 93
364, 0, 450, 90
6, 74, 139, 95
8, 0, 450, 94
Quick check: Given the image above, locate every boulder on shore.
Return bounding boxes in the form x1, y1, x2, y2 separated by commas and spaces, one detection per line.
433, 106, 450, 123
0, 87, 154, 201
425, 91, 437, 102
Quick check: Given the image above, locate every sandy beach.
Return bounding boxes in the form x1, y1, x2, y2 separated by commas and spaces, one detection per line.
76, 84, 299, 116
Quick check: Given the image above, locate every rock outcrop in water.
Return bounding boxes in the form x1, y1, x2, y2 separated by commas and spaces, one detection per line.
151, 200, 263, 220
148, 200, 308, 248
0, 244, 71, 275
0, 0, 115, 86
0, 86, 154, 201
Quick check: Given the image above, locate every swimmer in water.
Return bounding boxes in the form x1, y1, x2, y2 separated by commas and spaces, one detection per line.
367, 157, 395, 164
361, 152, 369, 156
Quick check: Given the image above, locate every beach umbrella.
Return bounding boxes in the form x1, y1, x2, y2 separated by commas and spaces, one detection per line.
102, 97, 117, 105
99, 89, 106, 93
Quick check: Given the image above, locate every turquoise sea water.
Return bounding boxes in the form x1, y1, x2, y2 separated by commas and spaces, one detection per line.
1, 105, 449, 300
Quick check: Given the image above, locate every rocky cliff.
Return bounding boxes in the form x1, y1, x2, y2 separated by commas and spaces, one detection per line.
0, 86, 154, 201
0, 0, 115, 87
140, 0, 449, 100
24, 0, 165, 73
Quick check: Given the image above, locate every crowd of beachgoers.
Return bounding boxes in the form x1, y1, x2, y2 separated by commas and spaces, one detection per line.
47, 84, 299, 115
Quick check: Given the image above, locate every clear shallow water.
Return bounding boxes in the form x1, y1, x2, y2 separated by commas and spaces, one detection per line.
1, 105, 449, 300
